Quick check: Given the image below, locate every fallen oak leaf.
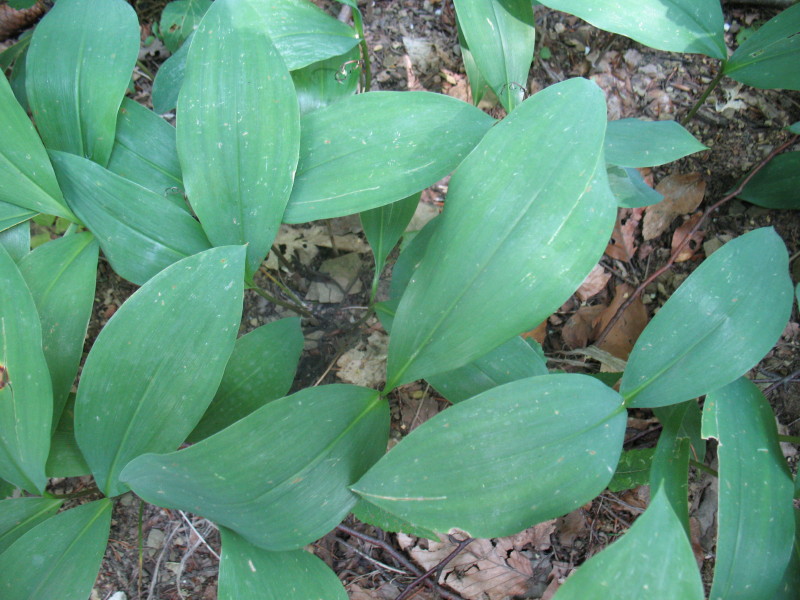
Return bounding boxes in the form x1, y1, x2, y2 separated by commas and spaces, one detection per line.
596, 283, 648, 362
643, 173, 706, 240
671, 212, 705, 263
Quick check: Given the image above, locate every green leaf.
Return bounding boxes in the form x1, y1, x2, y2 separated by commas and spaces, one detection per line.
50, 150, 211, 286
457, 15, 490, 106
25, 0, 139, 166
188, 317, 304, 442
247, 0, 360, 71
703, 378, 795, 600
608, 448, 655, 493
361, 193, 420, 299
621, 228, 793, 408
75, 246, 245, 497
0, 71, 73, 221
649, 405, 691, 533
8, 0, 38, 8
122, 385, 388, 550
774, 509, 800, 599
151, 33, 191, 114
789, 121, 800, 135
292, 46, 361, 115
352, 500, 439, 541
0, 245, 51, 493
0, 33, 30, 72
218, 528, 348, 600
160, 0, 212, 53
0, 221, 29, 262
0, 202, 35, 234
179, 0, 300, 278
736, 152, 800, 209
18, 233, 98, 426
284, 92, 494, 223
654, 400, 705, 464
107, 98, 184, 199
607, 165, 664, 208
551, 487, 703, 599
605, 119, 707, 168
353, 374, 626, 538
724, 3, 800, 91
536, 0, 725, 59
427, 335, 548, 403
453, 0, 535, 112
46, 395, 90, 478
0, 497, 62, 554
0, 499, 112, 600
385, 78, 614, 388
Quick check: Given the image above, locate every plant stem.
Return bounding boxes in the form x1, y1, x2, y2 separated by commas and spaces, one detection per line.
601, 134, 799, 352
351, 7, 372, 91
690, 459, 718, 478
778, 434, 800, 445
682, 67, 725, 126
250, 284, 316, 322
45, 486, 101, 499
257, 267, 309, 312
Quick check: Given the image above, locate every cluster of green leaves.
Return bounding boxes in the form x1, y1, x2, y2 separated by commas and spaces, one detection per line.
0, 0, 798, 598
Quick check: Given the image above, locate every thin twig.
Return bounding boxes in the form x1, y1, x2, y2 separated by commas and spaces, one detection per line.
146, 521, 182, 600
682, 68, 726, 126
764, 368, 800, 396
396, 535, 473, 600
178, 511, 220, 560
335, 536, 407, 575
597, 134, 799, 352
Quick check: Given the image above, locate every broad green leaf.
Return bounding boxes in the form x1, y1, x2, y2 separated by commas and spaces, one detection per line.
160, 0, 212, 53
107, 98, 184, 200
654, 400, 705, 464
352, 500, 439, 541
427, 336, 548, 403
188, 317, 304, 442
179, 0, 300, 278
361, 193, 420, 299
649, 404, 691, 533
151, 33, 191, 114
537, 0, 725, 59
605, 119, 707, 168
385, 78, 614, 389
607, 165, 664, 208
248, 0, 360, 71
608, 448, 655, 493
552, 487, 703, 599
0, 32, 30, 72
389, 214, 439, 302
0, 72, 73, 221
25, 0, 139, 166
790, 121, 800, 135
292, 46, 361, 115
0, 245, 51, 493
0, 480, 15, 499
0, 202, 35, 234
284, 92, 494, 223
8, 0, 38, 8
774, 509, 800, 599
75, 246, 245, 497
0, 499, 112, 600
352, 374, 626, 538
725, 4, 800, 91
737, 152, 800, 209
0, 497, 62, 554
50, 150, 211, 286
453, 0, 535, 112
621, 228, 792, 408
46, 395, 90, 478
703, 378, 795, 600
0, 221, 29, 262
122, 385, 388, 550
457, 14, 490, 106
218, 528, 348, 600
19, 233, 98, 425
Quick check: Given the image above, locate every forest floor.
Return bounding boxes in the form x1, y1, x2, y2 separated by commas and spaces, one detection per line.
4, 1, 799, 599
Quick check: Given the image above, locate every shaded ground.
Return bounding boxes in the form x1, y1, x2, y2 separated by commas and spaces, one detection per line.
3, 1, 799, 599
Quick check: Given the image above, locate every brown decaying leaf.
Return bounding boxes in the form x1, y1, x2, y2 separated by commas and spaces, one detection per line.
522, 321, 548, 345
605, 208, 642, 262
643, 173, 706, 240
671, 212, 705, 263
596, 283, 648, 361
576, 264, 611, 302
441, 68, 472, 103
400, 523, 555, 600
562, 304, 606, 349
556, 509, 589, 547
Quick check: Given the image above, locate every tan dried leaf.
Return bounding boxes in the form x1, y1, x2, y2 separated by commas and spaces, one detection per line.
605, 208, 641, 262
562, 305, 606, 349
576, 264, 611, 301
596, 284, 648, 361
643, 173, 706, 240
671, 212, 705, 262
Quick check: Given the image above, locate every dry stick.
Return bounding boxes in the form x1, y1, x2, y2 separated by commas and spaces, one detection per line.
395, 536, 474, 600
335, 524, 467, 600
595, 134, 799, 349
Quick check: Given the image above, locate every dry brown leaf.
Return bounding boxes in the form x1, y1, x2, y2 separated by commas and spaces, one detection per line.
441, 68, 472, 103
596, 284, 648, 361
576, 264, 611, 301
265, 224, 369, 270
404, 524, 555, 600
671, 212, 705, 262
336, 332, 388, 388
541, 562, 572, 600
605, 208, 641, 262
522, 321, 548, 345
556, 509, 589, 547
562, 305, 606, 349
643, 173, 706, 240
